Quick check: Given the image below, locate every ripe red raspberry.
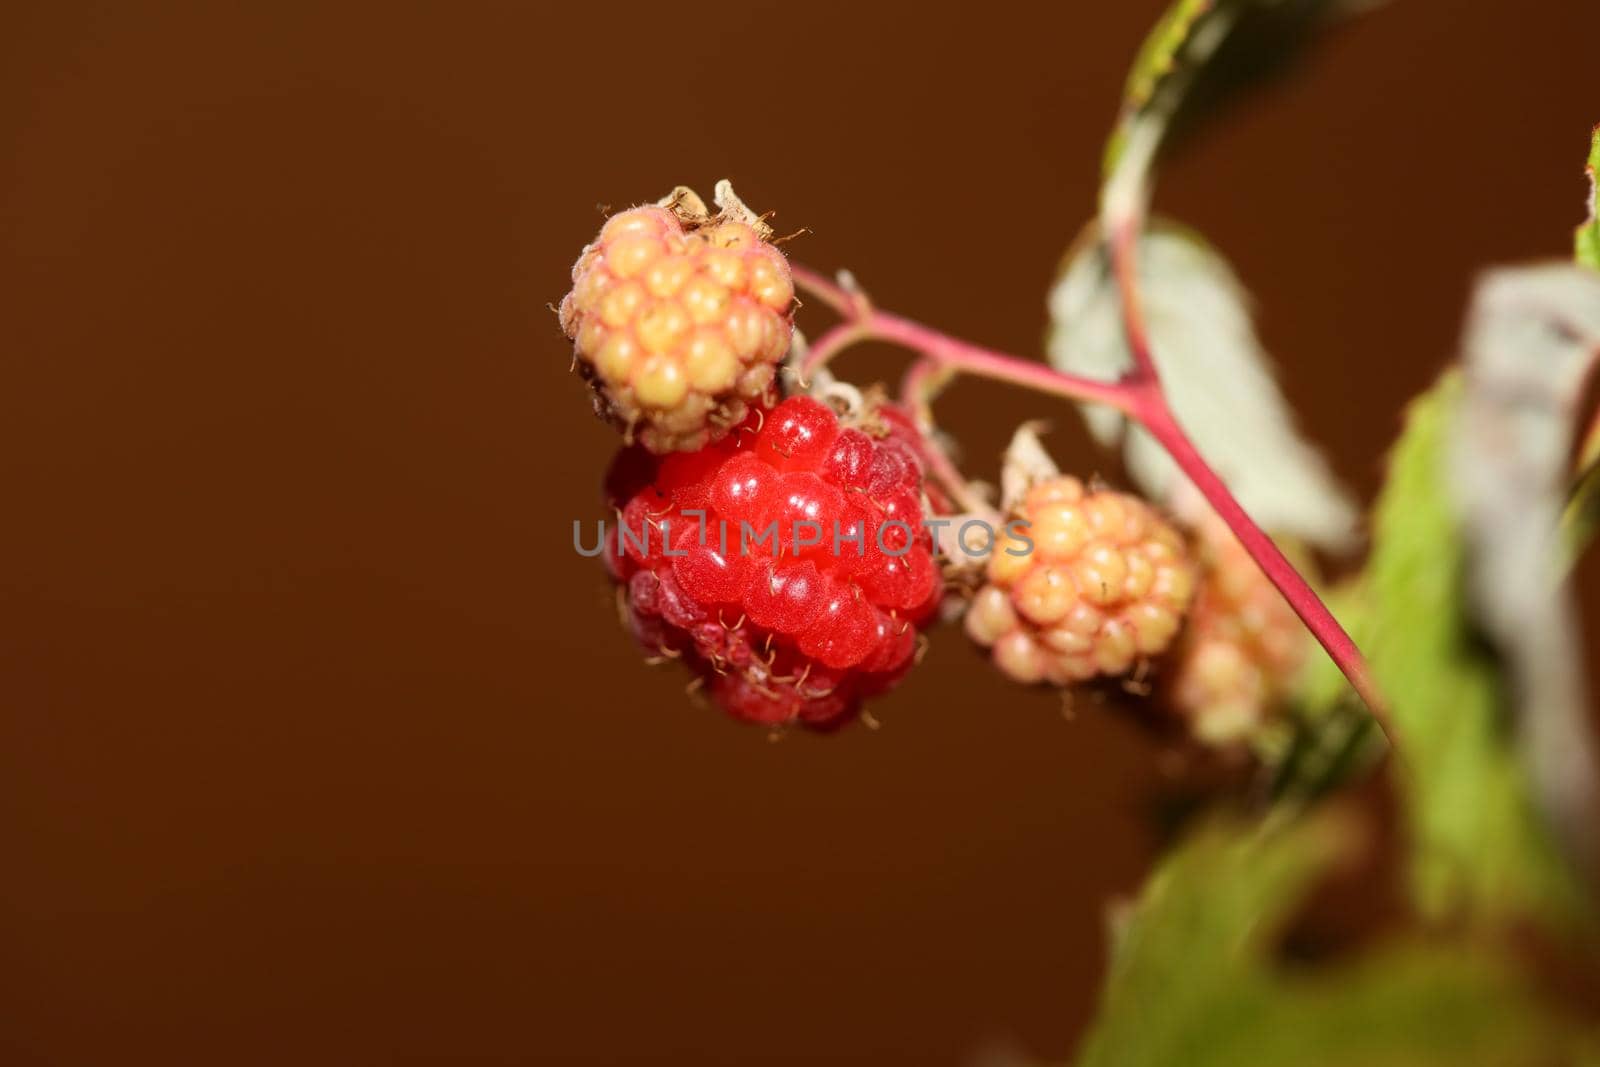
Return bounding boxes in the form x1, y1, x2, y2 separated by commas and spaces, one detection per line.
602, 396, 942, 730
1166, 514, 1308, 745
964, 476, 1196, 685
559, 183, 794, 454
845, 397, 958, 516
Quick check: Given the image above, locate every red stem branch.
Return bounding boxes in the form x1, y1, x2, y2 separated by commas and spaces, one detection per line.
1109, 217, 1162, 383
1130, 387, 1394, 739
789, 261, 1396, 748
792, 266, 1131, 412
900, 360, 997, 519
1103, 215, 1395, 746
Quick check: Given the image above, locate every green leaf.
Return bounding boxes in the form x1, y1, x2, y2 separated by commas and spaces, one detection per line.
1363, 372, 1588, 925
1564, 128, 1600, 558
1079, 1, 1377, 546
1103, 0, 1223, 180
1121, 0, 1218, 116
1074, 813, 1587, 1067
1101, 0, 1376, 211
1452, 265, 1600, 886
1577, 125, 1600, 271
1077, 813, 1349, 1067
1272, 580, 1382, 804
1101, 0, 1245, 216
1048, 223, 1356, 549
1564, 437, 1600, 563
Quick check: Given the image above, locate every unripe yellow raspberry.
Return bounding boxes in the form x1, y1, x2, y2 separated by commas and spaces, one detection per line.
1167, 514, 1308, 746
558, 182, 794, 453
965, 476, 1197, 685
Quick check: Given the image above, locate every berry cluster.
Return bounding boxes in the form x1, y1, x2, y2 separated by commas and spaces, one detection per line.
559, 187, 794, 454
605, 397, 943, 729
964, 476, 1196, 685
550, 183, 1278, 741
1167, 515, 1308, 745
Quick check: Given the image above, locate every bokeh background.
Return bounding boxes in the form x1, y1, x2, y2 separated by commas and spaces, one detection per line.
4, 1, 1599, 1063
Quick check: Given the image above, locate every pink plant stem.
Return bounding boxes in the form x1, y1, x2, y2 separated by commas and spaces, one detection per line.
1109, 217, 1162, 382
898, 358, 945, 420
1102, 221, 1396, 747
790, 264, 857, 318
800, 321, 873, 381
901, 361, 997, 519
867, 313, 1133, 411
793, 266, 1130, 412
1132, 388, 1394, 741
790, 261, 1396, 747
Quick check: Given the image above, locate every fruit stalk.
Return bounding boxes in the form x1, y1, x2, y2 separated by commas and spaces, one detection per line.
794, 268, 1131, 412
1133, 390, 1389, 735
789, 263, 1396, 747
1101, 210, 1397, 748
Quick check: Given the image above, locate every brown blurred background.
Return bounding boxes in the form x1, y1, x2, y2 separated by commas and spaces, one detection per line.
3, 1, 1598, 1063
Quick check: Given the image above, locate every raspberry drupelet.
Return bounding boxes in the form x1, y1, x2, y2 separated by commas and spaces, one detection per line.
965, 476, 1197, 685
1167, 512, 1309, 746
559, 183, 794, 454
603, 396, 943, 730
